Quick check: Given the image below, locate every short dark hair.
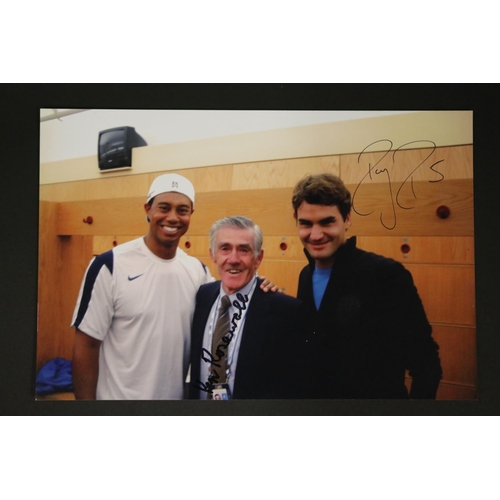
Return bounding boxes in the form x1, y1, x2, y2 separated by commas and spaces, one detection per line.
292, 173, 351, 220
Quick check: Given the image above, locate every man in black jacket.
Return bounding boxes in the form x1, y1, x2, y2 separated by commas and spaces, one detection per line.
292, 173, 442, 399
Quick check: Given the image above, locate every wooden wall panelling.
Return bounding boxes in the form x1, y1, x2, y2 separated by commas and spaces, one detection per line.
257, 260, 309, 296
39, 164, 235, 202
38, 202, 98, 369
37, 235, 93, 369
356, 236, 475, 265
93, 235, 116, 256
340, 145, 473, 184
92, 235, 142, 255
166, 164, 234, 194
180, 235, 211, 255
39, 180, 87, 202
40, 144, 472, 202
346, 179, 473, 236
106, 165, 235, 199
405, 264, 475, 326
179, 236, 216, 276
55, 179, 474, 238
259, 235, 308, 295
37, 201, 62, 371
431, 325, 477, 387
84, 173, 151, 201
436, 382, 477, 400
261, 235, 308, 261
57, 197, 150, 236
179, 189, 297, 237
54, 191, 296, 237
231, 155, 340, 190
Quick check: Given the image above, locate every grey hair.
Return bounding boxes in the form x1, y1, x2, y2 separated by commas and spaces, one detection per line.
209, 216, 263, 257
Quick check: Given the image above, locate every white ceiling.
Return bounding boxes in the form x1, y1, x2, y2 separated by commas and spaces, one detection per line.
39, 109, 416, 164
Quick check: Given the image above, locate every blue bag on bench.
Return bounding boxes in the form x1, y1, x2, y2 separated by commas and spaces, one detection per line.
36, 358, 74, 395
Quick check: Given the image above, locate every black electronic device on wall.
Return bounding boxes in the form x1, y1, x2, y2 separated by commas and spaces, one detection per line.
98, 126, 147, 171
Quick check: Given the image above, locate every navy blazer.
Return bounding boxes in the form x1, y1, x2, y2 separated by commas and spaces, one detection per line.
189, 279, 304, 399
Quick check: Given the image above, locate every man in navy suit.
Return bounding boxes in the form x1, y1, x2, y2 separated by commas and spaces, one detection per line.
189, 216, 304, 400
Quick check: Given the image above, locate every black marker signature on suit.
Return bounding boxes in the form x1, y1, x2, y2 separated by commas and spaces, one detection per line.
193, 293, 250, 394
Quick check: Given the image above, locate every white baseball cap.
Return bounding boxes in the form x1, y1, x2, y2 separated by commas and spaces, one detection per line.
146, 173, 195, 207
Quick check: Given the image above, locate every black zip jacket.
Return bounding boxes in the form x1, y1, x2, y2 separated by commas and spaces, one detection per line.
297, 236, 442, 399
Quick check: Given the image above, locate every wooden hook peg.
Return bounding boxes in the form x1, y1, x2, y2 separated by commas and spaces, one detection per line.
436, 206, 450, 219
83, 216, 93, 224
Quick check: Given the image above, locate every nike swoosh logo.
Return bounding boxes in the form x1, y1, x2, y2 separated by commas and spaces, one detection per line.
128, 273, 145, 281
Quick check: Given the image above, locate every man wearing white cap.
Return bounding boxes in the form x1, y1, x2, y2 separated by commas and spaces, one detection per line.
71, 174, 213, 399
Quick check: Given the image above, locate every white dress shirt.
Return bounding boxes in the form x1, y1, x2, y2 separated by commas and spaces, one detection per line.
198, 276, 258, 399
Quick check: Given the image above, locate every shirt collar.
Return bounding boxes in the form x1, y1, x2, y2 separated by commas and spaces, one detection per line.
218, 274, 257, 304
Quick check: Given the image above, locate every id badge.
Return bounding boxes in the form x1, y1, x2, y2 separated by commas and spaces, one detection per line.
211, 383, 231, 400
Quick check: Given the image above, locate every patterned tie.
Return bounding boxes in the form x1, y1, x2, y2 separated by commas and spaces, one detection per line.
210, 294, 232, 385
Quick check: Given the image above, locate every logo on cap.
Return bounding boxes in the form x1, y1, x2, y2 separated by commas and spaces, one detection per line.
172, 181, 178, 188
